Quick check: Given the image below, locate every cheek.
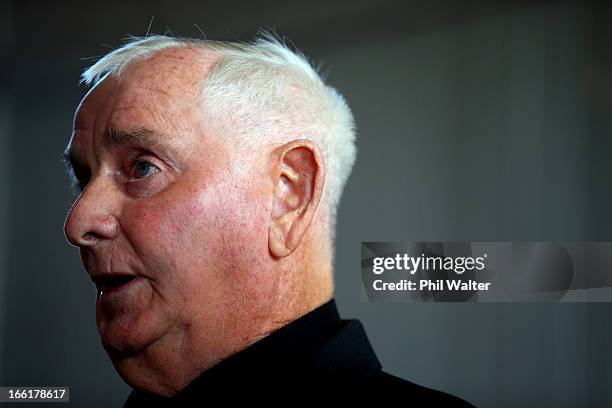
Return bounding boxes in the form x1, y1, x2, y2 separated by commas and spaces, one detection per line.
211, 181, 280, 318
121, 189, 217, 286
120, 178, 274, 309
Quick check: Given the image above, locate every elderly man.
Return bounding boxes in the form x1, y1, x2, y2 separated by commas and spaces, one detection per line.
62, 33, 471, 406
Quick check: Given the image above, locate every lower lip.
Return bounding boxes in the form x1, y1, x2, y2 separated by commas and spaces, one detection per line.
98, 276, 148, 315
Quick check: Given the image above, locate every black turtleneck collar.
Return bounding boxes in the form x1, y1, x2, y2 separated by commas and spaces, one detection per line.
124, 299, 382, 406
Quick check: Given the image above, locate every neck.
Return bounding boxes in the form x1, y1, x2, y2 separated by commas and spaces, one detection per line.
109, 324, 207, 396
265, 254, 334, 333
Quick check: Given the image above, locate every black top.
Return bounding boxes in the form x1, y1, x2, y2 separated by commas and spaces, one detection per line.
124, 299, 474, 406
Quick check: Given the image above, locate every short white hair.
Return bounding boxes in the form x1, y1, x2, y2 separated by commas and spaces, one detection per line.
81, 33, 357, 238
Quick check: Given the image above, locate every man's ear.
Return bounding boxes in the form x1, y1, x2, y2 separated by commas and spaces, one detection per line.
268, 139, 325, 258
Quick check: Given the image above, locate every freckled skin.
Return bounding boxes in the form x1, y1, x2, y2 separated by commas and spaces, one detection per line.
63, 47, 333, 396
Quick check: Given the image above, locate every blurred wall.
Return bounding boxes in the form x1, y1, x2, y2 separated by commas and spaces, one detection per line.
2, 1, 612, 406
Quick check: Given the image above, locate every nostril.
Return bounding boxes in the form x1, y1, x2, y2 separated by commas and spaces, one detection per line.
64, 214, 120, 247
82, 232, 96, 242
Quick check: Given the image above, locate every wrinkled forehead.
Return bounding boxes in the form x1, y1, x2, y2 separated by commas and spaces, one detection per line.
73, 46, 215, 133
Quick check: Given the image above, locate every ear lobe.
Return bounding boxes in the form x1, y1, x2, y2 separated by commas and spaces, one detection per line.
268, 140, 325, 259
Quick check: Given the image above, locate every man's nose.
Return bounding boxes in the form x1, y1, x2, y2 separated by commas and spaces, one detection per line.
64, 178, 121, 248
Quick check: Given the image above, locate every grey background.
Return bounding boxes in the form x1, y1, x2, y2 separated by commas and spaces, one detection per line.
2, 0, 612, 406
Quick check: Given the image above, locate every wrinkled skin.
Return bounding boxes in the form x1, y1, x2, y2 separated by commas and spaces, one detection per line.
63, 46, 332, 395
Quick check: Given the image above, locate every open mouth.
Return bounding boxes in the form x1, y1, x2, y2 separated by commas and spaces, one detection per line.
95, 274, 138, 293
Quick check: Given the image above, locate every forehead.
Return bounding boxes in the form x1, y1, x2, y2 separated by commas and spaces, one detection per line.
72, 46, 215, 143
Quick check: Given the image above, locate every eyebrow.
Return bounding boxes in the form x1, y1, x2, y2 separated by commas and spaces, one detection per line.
61, 127, 178, 191
104, 127, 173, 150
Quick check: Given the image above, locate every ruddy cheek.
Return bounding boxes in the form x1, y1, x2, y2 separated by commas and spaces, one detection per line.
123, 205, 164, 243
152, 188, 222, 264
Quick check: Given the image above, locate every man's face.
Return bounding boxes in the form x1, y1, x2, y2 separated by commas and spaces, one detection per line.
63, 49, 277, 363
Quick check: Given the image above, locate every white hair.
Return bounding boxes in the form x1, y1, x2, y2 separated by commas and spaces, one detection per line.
81, 33, 357, 240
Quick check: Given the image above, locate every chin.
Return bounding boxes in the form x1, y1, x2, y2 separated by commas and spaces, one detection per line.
97, 309, 165, 358
100, 323, 146, 358
95, 279, 173, 356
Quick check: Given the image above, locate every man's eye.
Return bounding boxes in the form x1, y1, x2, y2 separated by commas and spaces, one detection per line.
134, 160, 159, 179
